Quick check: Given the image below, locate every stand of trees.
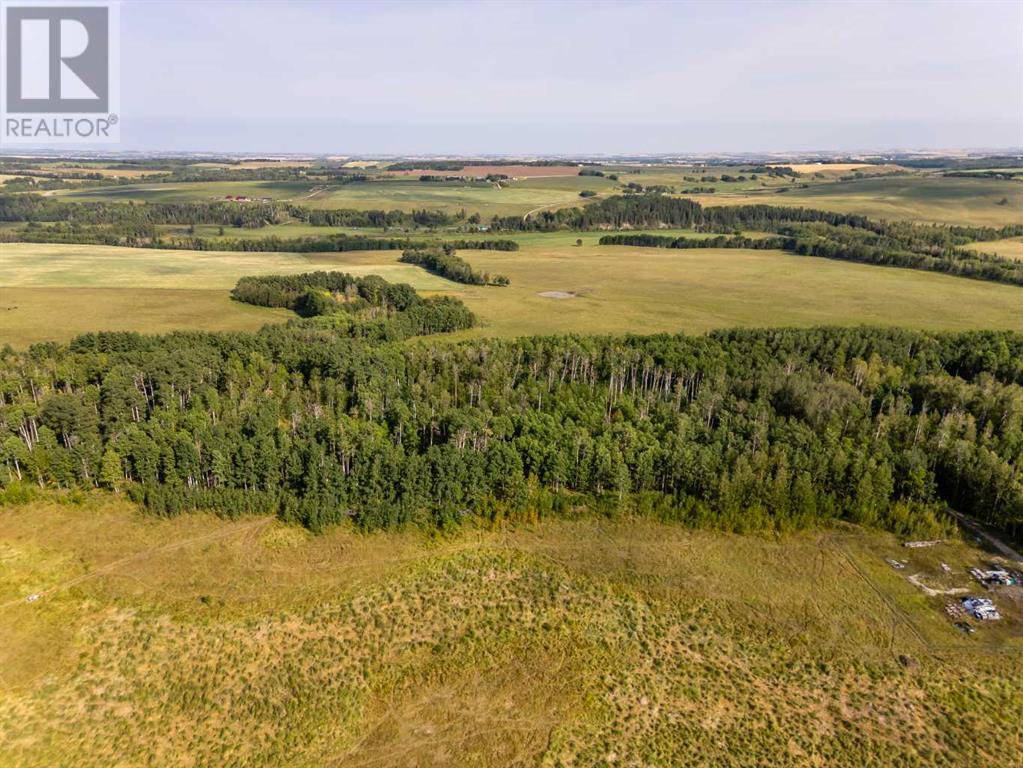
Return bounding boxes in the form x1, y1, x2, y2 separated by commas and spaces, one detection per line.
3, 324, 1022, 538
600, 234, 785, 250
229, 271, 476, 335
400, 247, 510, 286
6, 192, 1020, 246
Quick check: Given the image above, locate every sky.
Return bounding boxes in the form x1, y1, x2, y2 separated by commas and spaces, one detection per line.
29, 0, 1023, 153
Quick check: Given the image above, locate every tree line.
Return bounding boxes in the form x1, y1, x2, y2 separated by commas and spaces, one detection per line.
7, 192, 1020, 244
399, 247, 510, 286
3, 320, 1022, 539
0, 194, 458, 230
600, 225, 1023, 288
0, 222, 519, 255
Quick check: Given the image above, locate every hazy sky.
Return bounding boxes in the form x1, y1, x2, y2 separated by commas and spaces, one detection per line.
58, 0, 1023, 152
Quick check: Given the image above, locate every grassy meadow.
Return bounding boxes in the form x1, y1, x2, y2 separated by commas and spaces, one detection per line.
689, 175, 1023, 226
4, 238, 1023, 347
446, 244, 1023, 337
0, 242, 455, 290
0, 287, 292, 346
0, 494, 1020, 767
52, 175, 616, 217
967, 236, 1023, 261
39, 165, 1021, 225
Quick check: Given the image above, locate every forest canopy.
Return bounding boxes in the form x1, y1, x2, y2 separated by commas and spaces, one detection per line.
3, 319, 1022, 539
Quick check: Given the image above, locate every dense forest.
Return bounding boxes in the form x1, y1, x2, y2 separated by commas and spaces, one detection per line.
0, 194, 459, 230
2, 296, 1022, 537
400, 247, 510, 285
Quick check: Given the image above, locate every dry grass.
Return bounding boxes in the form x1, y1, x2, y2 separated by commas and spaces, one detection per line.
41, 165, 168, 179
0, 287, 291, 346
967, 237, 1023, 261
778, 163, 904, 176
0, 496, 1020, 767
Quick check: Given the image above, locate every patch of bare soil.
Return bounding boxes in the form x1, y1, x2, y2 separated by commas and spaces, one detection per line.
538, 291, 577, 299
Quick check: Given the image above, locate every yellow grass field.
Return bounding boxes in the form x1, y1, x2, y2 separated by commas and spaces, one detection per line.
967, 237, 1023, 261
775, 163, 905, 176
0, 495, 1019, 768
0, 287, 291, 346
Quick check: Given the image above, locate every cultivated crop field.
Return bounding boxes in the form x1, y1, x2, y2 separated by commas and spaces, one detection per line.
1, 495, 1019, 768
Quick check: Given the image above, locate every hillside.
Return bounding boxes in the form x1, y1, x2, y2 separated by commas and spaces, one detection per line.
1, 496, 1020, 767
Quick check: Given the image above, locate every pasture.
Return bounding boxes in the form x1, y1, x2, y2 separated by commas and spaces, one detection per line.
968, 236, 1023, 261
3, 238, 1023, 347
0, 287, 291, 346
689, 174, 1023, 226
53, 175, 614, 217
0, 495, 1019, 767
0, 242, 452, 290
42, 165, 1020, 226
443, 244, 1023, 337
383, 164, 581, 178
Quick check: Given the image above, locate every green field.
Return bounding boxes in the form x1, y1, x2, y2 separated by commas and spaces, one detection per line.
0, 242, 455, 290
3, 239, 1023, 347
1, 495, 1019, 767
53, 175, 615, 217
0, 244, 452, 346
448, 244, 1023, 337
44, 168, 1023, 227
690, 174, 1023, 226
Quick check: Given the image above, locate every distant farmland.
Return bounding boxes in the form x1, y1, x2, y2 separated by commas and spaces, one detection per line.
384, 164, 581, 177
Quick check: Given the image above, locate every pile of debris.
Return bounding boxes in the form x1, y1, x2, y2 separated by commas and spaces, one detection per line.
962, 596, 1001, 621
903, 540, 943, 549
970, 566, 1017, 587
